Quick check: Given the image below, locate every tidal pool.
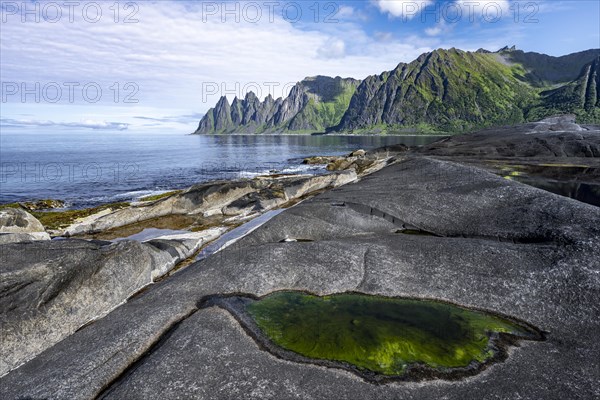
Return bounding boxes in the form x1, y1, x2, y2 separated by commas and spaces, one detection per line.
494, 163, 600, 207
238, 291, 543, 380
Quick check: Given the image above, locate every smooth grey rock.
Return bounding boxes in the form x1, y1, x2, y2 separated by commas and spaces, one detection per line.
538, 114, 577, 124
0, 232, 50, 244
324, 144, 409, 175
533, 115, 585, 132
63, 172, 357, 237
303, 155, 341, 165
144, 228, 227, 278
0, 228, 225, 376
2, 156, 598, 399
282, 170, 356, 200
0, 208, 47, 235
418, 122, 600, 158
221, 191, 286, 217
0, 208, 50, 243
61, 180, 270, 236
350, 149, 366, 157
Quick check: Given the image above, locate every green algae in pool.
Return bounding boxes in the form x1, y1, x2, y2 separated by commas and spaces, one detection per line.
245, 291, 538, 376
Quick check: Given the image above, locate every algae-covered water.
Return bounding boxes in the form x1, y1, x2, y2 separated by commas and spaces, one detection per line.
246, 291, 538, 377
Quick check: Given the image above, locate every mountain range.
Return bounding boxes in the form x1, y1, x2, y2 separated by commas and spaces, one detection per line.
194, 47, 600, 135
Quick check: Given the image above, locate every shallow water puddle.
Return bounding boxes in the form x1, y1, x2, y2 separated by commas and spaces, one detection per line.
494, 164, 600, 207
195, 209, 284, 261
113, 227, 192, 242
214, 291, 544, 381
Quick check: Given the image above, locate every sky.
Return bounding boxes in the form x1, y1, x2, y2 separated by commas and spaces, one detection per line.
1, 0, 599, 134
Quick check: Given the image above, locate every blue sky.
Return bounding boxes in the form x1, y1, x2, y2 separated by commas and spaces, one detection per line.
1, 0, 599, 134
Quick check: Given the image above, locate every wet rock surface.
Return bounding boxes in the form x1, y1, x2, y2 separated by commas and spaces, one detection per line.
414, 118, 600, 208
2, 144, 599, 399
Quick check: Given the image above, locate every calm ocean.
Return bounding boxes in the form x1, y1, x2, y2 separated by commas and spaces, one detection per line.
0, 133, 441, 208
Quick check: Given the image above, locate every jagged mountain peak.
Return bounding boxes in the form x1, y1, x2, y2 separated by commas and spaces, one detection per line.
215, 95, 229, 106
195, 48, 599, 135
195, 75, 360, 134
244, 91, 258, 101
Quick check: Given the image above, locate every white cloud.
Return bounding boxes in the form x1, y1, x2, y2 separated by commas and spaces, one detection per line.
1, 118, 129, 130
425, 25, 443, 36
373, 0, 434, 19
79, 120, 129, 130
337, 6, 355, 18
317, 39, 346, 59
425, 20, 453, 37
1, 1, 437, 132
336, 5, 369, 21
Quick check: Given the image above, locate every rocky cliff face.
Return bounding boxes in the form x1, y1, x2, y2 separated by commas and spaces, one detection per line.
528, 56, 600, 122
195, 48, 600, 134
194, 76, 359, 134
334, 48, 536, 133
497, 48, 600, 86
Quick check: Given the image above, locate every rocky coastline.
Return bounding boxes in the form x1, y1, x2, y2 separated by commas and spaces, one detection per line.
1, 116, 599, 399
0, 147, 403, 376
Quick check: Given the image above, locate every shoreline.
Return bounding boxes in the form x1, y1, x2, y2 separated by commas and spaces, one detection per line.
0, 165, 331, 212
0, 146, 401, 374
189, 132, 452, 137
3, 147, 392, 239
2, 118, 599, 398
2, 134, 441, 209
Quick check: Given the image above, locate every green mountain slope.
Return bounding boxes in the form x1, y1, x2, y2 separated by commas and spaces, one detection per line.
194, 47, 600, 135
334, 48, 599, 134
287, 81, 357, 131
528, 55, 600, 123
195, 76, 359, 134
334, 48, 538, 133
